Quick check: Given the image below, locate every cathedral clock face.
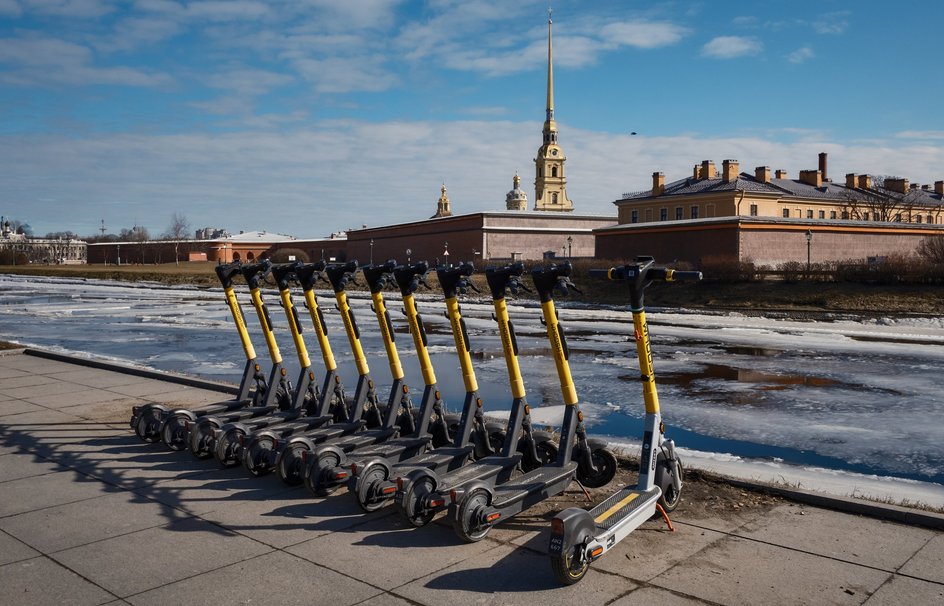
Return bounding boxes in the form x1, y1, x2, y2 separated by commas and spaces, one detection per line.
551, 149, 558, 156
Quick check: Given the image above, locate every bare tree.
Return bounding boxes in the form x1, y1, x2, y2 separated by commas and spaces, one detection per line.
840, 175, 921, 222
165, 212, 190, 266
917, 235, 944, 265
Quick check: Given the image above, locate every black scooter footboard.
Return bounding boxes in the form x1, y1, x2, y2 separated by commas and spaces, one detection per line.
491, 461, 578, 509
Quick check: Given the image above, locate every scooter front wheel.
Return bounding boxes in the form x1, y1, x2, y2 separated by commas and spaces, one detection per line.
577, 447, 617, 488
243, 435, 276, 477
188, 422, 217, 459
656, 456, 683, 513
134, 409, 163, 443
550, 546, 590, 585
160, 415, 188, 451
453, 488, 491, 543
214, 428, 244, 468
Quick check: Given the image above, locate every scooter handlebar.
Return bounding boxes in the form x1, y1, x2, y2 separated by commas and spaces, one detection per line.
393, 261, 430, 296
240, 259, 273, 289
484, 262, 528, 300
531, 261, 578, 302
437, 262, 478, 298
361, 260, 398, 293
324, 260, 360, 293
591, 266, 703, 283
295, 260, 328, 291
215, 261, 243, 289
270, 261, 303, 290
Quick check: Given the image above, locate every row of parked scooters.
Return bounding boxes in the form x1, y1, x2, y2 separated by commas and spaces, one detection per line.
130, 256, 699, 584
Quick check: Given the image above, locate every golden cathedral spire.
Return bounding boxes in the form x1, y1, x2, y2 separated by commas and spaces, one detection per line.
534, 8, 573, 212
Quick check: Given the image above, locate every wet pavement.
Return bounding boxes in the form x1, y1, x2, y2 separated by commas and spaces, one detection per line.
1, 349, 943, 605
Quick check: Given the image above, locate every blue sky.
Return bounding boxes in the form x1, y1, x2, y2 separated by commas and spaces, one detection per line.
2, 0, 942, 238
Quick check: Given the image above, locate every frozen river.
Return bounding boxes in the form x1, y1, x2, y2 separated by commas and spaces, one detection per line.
2, 273, 943, 506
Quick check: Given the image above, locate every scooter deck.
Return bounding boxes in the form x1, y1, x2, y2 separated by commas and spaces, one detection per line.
265, 415, 333, 437
333, 428, 415, 453
299, 420, 368, 443
347, 435, 433, 461
438, 453, 523, 490
389, 444, 475, 472
204, 405, 282, 424
589, 486, 660, 531
490, 461, 578, 509
239, 412, 328, 432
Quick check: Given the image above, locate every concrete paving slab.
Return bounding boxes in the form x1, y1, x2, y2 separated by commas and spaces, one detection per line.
0, 469, 115, 518
287, 514, 500, 591
0, 399, 45, 418
72, 447, 220, 491
735, 502, 935, 570
0, 451, 64, 483
0, 491, 190, 554
26, 386, 127, 409
356, 594, 415, 606
0, 408, 85, 425
0, 391, 18, 402
4, 379, 83, 399
134, 467, 294, 515
898, 533, 944, 583
200, 487, 382, 549
106, 381, 208, 398
0, 529, 40, 566
0, 366, 29, 379
0, 355, 75, 373
53, 516, 273, 598
863, 574, 944, 605
652, 535, 890, 606
59, 398, 145, 422
609, 586, 712, 606
0, 556, 114, 606
0, 374, 68, 389
49, 368, 157, 389
125, 550, 380, 606
396, 543, 634, 605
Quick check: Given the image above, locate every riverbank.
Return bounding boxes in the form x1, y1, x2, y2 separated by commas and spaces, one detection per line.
4, 262, 942, 315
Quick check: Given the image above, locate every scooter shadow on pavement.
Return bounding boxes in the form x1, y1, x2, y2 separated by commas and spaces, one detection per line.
422, 543, 565, 593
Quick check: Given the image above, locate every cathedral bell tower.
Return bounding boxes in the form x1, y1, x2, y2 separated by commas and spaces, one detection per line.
534, 10, 573, 212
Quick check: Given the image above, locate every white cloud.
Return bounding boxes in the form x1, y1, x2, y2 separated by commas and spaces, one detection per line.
5, 120, 944, 237
290, 55, 397, 94
787, 47, 815, 64
19, 0, 113, 18
0, 0, 22, 16
205, 67, 294, 96
895, 131, 944, 140
0, 36, 173, 87
598, 21, 689, 49
813, 11, 851, 35
701, 36, 763, 59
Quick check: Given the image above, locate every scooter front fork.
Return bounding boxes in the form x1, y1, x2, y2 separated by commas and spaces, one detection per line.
662, 438, 682, 494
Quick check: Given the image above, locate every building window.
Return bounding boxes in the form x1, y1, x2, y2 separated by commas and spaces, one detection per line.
929, 215, 934, 224
631, 210, 639, 223
782, 208, 790, 218
750, 204, 758, 216
917, 215, 923, 224
806, 210, 813, 219
863, 212, 869, 221
552, 166, 558, 177
874, 214, 881, 221
690, 206, 699, 219
830, 211, 837, 219
675, 206, 683, 220
894, 213, 902, 222
818, 210, 825, 219
660, 208, 668, 221
842, 211, 849, 220
552, 193, 558, 204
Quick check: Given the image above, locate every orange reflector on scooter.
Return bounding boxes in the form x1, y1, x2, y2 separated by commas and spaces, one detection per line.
238, 434, 245, 446
429, 499, 445, 508
486, 513, 501, 522
281, 368, 287, 376
301, 450, 308, 462
396, 477, 404, 490
449, 489, 458, 503
590, 546, 604, 558
382, 486, 397, 495
350, 462, 358, 475
551, 518, 564, 534
333, 471, 348, 480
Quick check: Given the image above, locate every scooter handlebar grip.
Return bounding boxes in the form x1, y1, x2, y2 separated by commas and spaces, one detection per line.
667, 270, 703, 282
484, 262, 525, 300
588, 268, 613, 280
270, 262, 302, 289
295, 261, 327, 290
215, 261, 243, 288
240, 259, 273, 288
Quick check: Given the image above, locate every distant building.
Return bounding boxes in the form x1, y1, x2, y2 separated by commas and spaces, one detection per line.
505, 173, 528, 211
195, 227, 230, 240
596, 154, 944, 266
533, 14, 573, 212
431, 184, 453, 218
0, 217, 87, 264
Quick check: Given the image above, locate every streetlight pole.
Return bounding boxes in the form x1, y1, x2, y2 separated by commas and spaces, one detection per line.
369, 239, 374, 264
805, 229, 813, 275
567, 235, 573, 258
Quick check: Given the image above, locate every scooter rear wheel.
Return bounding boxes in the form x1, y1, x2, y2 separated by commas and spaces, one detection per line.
243, 435, 276, 477
277, 443, 308, 485
214, 428, 244, 468
188, 421, 217, 459
577, 447, 617, 488
356, 467, 388, 513
453, 488, 491, 543
134, 409, 162, 443
305, 451, 341, 498
550, 547, 590, 585
400, 476, 436, 527
160, 415, 188, 451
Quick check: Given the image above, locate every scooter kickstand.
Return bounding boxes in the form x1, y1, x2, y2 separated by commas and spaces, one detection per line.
573, 478, 592, 503
655, 503, 676, 532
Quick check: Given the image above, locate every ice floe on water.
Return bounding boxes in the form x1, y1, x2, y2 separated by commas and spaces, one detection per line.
1, 273, 942, 505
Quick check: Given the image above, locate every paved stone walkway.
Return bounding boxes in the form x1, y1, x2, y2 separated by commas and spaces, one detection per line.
1, 351, 942, 605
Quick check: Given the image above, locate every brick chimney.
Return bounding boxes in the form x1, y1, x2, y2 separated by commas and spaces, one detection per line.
775, 169, 788, 179
846, 173, 857, 188
885, 178, 909, 193
800, 170, 823, 188
936, 181, 944, 195
693, 164, 701, 179
857, 174, 872, 189
722, 159, 739, 183
755, 166, 771, 183
652, 172, 665, 196
818, 152, 828, 182
701, 160, 716, 179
